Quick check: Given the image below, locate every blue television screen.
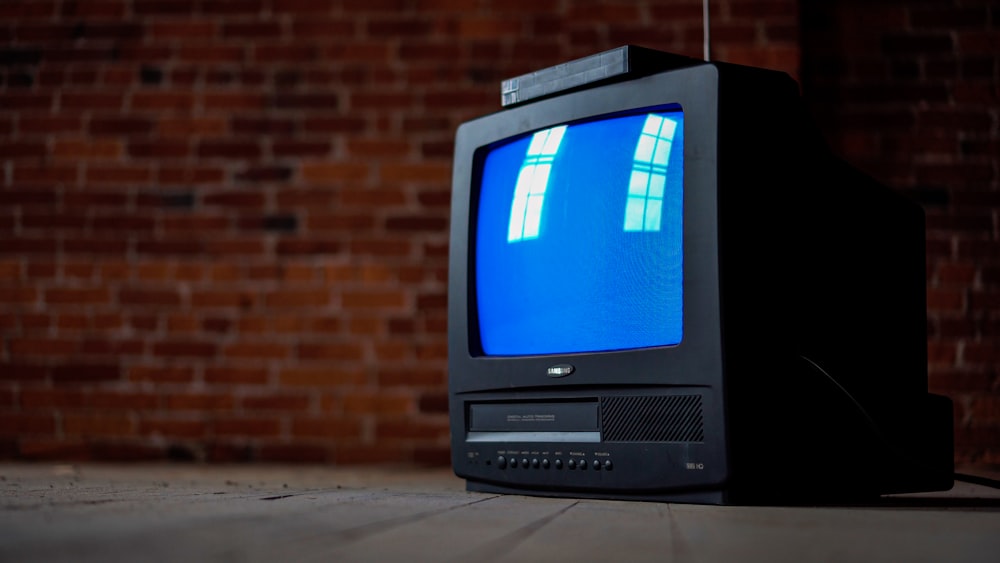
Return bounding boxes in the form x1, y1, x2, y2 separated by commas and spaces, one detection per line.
475, 109, 684, 356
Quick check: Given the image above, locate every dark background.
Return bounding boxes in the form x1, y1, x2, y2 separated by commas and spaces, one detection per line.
1, 0, 996, 471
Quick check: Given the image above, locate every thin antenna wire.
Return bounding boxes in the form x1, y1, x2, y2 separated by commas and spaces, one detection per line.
702, 0, 711, 61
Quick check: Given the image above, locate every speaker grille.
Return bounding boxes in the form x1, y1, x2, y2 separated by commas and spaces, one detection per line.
601, 395, 704, 443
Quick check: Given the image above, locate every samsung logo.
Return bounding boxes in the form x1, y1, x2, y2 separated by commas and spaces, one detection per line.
546, 364, 575, 377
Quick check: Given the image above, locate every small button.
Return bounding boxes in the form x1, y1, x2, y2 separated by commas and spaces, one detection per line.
531, 458, 540, 468
521, 458, 529, 468
555, 459, 563, 469
509, 458, 518, 468
567, 459, 576, 469
542, 459, 550, 469
604, 460, 613, 471
497, 456, 507, 469
578, 459, 586, 470
592, 460, 600, 470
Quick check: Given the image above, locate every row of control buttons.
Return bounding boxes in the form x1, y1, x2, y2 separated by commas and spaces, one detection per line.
497, 456, 613, 471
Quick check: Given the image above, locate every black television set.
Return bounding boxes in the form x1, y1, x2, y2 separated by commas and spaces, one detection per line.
447, 46, 954, 504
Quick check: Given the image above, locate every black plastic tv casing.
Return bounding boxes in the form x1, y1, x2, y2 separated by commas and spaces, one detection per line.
447, 46, 954, 505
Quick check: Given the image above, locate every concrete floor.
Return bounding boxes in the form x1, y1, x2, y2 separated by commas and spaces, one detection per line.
1, 463, 998, 562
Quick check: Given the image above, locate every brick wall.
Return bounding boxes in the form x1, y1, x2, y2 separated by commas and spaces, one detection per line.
7, 0, 991, 471
1, 0, 800, 465
801, 1, 999, 469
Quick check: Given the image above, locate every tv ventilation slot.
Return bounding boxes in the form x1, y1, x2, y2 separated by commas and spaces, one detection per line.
601, 395, 704, 443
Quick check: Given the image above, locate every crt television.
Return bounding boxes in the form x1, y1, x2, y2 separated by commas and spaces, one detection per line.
447, 46, 954, 504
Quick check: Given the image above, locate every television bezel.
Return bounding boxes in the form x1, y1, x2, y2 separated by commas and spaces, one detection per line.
449, 63, 726, 394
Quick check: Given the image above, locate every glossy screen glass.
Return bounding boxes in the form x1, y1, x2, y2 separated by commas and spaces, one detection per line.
475, 110, 684, 355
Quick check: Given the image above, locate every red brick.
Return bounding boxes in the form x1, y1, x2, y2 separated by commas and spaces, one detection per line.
279, 367, 366, 387
119, 288, 182, 306
0, 91, 54, 110
255, 44, 319, 62
0, 189, 57, 206
203, 92, 265, 111
19, 388, 84, 408
342, 392, 413, 415
15, 439, 89, 460
191, 290, 257, 308
60, 92, 124, 111
272, 93, 340, 110
0, 413, 57, 435
223, 342, 291, 360
214, 417, 281, 437
80, 339, 144, 357
379, 162, 450, 184
302, 116, 367, 134
166, 314, 199, 333
89, 116, 154, 136
90, 214, 156, 233
271, 141, 331, 157
377, 367, 445, 387
0, 261, 21, 280
139, 419, 208, 438
275, 239, 342, 256
0, 363, 49, 381
50, 363, 121, 383
61, 0, 128, 18
132, 261, 169, 281
160, 215, 229, 234
241, 394, 310, 411
204, 367, 268, 384
270, 0, 339, 13
135, 240, 204, 256
307, 213, 376, 232
176, 44, 245, 64
63, 190, 128, 207
207, 239, 267, 257
964, 342, 1000, 364
223, 21, 282, 40
52, 139, 122, 159
148, 20, 216, 39
202, 191, 266, 208
0, 287, 38, 304
291, 416, 363, 439
63, 414, 134, 437
341, 290, 407, 309
12, 164, 78, 185
56, 314, 88, 331
157, 166, 226, 185
385, 215, 447, 232
297, 342, 365, 361
264, 289, 330, 308
64, 238, 129, 255
202, 0, 264, 15
152, 340, 217, 358
44, 287, 111, 305
87, 391, 158, 409
232, 117, 296, 136
348, 239, 412, 257
0, 142, 46, 159
18, 314, 51, 330
157, 117, 228, 137
166, 393, 235, 411
197, 140, 261, 159
128, 365, 195, 383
